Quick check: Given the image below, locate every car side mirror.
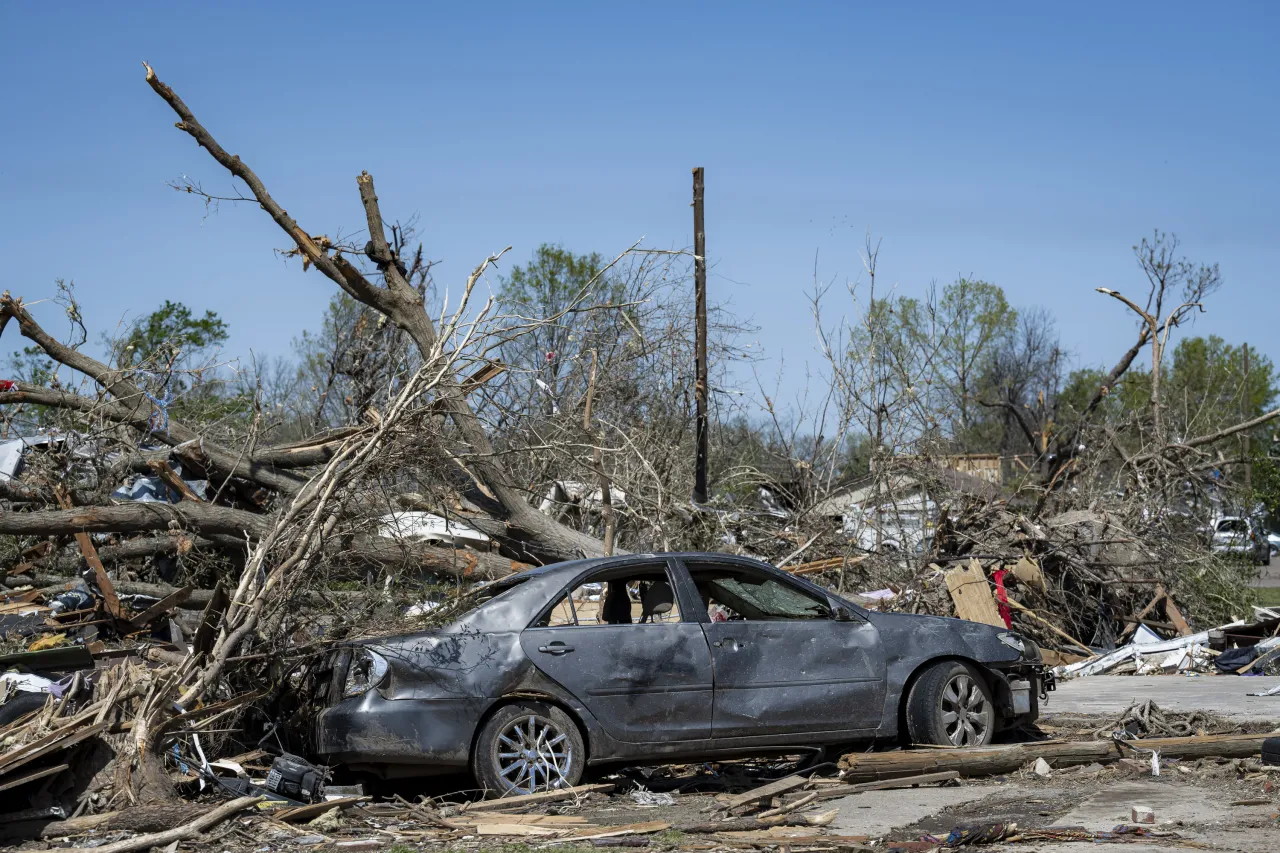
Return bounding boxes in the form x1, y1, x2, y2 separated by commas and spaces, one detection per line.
833, 606, 856, 622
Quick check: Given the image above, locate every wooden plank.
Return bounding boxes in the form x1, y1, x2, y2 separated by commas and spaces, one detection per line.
463, 815, 589, 826
461, 782, 614, 812
810, 771, 959, 800
274, 797, 365, 823
1163, 595, 1193, 637
0, 721, 106, 778
147, 461, 203, 502
191, 579, 228, 658
474, 824, 562, 837
567, 821, 670, 841
944, 560, 1004, 627
1040, 649, 1090, 667
1119, 585, 1170, 642
0, 763, 70, 792
1010, 557, 1045, 592
128, 585, 193, 628
717, 774, 809, 812
53, 486, 123, 621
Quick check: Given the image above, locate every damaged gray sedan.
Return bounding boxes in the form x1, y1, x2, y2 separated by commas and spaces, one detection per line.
313, 553, 1049, 793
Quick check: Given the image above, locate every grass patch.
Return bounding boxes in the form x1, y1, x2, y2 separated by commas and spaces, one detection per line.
1254, 586, 1280, 608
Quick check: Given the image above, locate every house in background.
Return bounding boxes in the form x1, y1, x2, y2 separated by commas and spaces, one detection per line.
811, 466, 999, 554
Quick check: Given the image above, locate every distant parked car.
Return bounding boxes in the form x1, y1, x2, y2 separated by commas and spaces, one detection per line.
1210, 516, 1271, 565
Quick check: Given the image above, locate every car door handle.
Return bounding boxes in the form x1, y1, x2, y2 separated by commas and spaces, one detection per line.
538, 642, 574, 656
712, 638, 745, 650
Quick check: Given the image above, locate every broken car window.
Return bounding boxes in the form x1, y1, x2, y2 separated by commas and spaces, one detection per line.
536, 571, 681, 627
688, 566, 831, 621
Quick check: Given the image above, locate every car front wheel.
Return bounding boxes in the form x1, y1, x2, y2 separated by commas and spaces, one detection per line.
905, 661, 994, 747
473, 702, 585, 795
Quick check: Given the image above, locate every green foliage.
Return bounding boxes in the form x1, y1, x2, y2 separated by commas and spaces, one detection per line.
8, 345, 56, 385
1255, 586, 1280, 608
1174, 553, 1258, 627
501, 244, 611, 313
116, 300, 228, 371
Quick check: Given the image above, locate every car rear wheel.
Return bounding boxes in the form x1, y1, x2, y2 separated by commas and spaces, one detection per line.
473, 702, 585, 795
905, 661, 994, 747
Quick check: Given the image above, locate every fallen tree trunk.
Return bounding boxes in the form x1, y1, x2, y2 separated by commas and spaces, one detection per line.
0, 502, 269, 538
838, 733, 1273, 782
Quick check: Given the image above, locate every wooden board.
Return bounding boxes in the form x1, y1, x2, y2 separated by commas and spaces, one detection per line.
274, 797, 364, 823
717, 774, 809, 812
1011, 557, 1045, 592
944, 560, 1004, 627
461, 782, 614, 812
0, 763, 69, 792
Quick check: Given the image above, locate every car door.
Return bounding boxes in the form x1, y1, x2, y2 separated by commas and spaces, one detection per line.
519, 559, 715, 743
681, 558, 887, 739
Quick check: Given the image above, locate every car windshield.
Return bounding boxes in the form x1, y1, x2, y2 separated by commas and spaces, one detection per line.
1217, 519, 1248, 534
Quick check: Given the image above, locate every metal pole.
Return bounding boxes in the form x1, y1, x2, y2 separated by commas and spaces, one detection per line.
692, 167, 709, 504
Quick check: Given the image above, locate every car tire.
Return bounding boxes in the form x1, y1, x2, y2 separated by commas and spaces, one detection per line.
905, 660, 995, 747
473, 701, 585, 795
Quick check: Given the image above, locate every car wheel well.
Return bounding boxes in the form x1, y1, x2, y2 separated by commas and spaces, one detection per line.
471, 693, 591, 765
896, 656, 993, 742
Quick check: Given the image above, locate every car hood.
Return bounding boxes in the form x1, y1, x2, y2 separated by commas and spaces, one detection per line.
863, 609, 1034, 664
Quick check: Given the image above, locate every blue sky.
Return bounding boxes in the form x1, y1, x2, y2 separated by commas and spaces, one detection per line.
2, 2, 1277, 408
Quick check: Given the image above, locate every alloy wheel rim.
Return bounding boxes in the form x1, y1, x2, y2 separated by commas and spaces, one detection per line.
940, 673, 990, 746
496, 714, 573, 793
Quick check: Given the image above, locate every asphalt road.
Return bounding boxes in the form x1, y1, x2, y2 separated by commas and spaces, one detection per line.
1046, 673, 1280, 722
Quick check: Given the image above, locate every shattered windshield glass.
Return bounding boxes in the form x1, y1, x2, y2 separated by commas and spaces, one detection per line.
707, 577, 830, 620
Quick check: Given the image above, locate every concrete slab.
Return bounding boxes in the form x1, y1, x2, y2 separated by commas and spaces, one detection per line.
1047, 674, 1280, 722
828, 785, 999, 837
1050, 779, 1275, 832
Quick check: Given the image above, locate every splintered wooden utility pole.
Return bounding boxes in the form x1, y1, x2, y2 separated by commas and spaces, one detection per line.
1243, 342, 1252, 495
692, 167, 710, 505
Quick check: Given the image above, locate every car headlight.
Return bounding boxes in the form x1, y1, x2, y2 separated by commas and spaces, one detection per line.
997, 632, 1027, 654
343, 648, 389, 698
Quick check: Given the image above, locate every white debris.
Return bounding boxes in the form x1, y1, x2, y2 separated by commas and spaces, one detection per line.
1131, 805, 1156, 824
1058, 621, 1246, 679
1033, 758, 1052, 777
630, 786, 676, 807
376, 511, 490, 547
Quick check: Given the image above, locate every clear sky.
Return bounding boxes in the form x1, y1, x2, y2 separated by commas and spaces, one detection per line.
2, 2, 1277, 408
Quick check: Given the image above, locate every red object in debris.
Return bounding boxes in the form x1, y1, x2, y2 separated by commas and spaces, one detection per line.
992, 569, 1013, 629
0, 380, 15, 392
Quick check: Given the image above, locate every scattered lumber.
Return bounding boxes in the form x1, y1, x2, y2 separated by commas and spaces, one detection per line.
787, 555, 867, 575
716, 773, 809, 813
838, 733, 1273, 782
811, 770, 959, 800
274, 796, 365, 823
56, 796, 261, 853
461, 782, 615, 811
568, 821, 671, 841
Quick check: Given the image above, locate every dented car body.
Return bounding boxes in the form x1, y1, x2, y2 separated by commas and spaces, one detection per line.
313, 553, 1048, 788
